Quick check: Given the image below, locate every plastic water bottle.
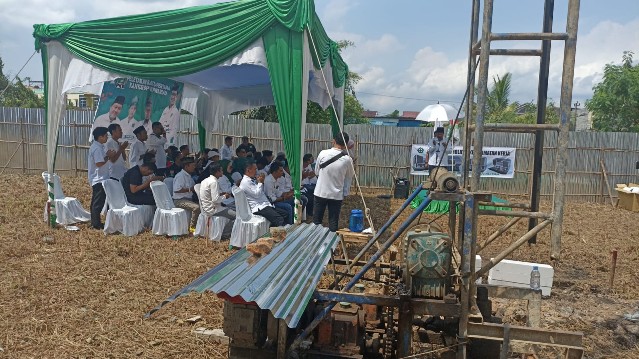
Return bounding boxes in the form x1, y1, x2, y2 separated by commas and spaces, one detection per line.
349, 209, 364, 232
530, 266, 541, 291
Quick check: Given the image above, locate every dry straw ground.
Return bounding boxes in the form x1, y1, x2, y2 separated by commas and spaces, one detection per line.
1, 174, 638, 358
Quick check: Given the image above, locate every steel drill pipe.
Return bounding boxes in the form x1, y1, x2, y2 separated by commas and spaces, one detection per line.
530, 0, 556, 244
551, 0, 580, 260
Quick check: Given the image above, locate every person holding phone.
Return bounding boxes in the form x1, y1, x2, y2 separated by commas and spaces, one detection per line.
121, 163, 161, 206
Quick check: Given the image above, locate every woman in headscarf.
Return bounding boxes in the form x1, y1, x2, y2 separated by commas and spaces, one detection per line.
217, 159, 234, 194
216, 159, 236, 210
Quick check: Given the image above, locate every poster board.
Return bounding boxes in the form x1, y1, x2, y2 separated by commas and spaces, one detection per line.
90, 77, 184, 145
410, 145, 516, 178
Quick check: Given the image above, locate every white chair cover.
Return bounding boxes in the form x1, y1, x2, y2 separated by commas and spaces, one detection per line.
193, 183, 231, 241
102, 179, 145, 236
163, 177, 174, 197
129, 204, 155, 229
41, 172, 90, 225
149, 181, 188, 236
230, 187, 269, 248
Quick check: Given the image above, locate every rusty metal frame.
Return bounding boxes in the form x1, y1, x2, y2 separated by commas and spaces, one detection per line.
467, 322, 583, 353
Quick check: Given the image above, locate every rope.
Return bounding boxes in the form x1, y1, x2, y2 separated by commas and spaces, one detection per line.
0, 50, 38, 100
306, 29, 377, 236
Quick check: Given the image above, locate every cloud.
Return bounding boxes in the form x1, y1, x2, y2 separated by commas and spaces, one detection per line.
353, 18, 639, 113
319, 0, 359, 30
0, 0, 76, 28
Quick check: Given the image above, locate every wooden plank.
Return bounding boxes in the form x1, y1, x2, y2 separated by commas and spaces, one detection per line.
600, 159, 614, 206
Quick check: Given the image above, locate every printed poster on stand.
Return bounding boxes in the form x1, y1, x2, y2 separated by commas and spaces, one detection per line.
410, 145, 516, 178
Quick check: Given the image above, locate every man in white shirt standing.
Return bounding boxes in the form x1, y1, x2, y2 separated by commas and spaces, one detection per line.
263, 161, 293, 225
129, 126, 148, 168
173, 157, 200, 232
199, 164, 236, 239
146, 122, 167, 176
220, 136, 234, 161
91, 95, 125, 139
106, 124, 129, 181
239, 161, 288, 227
426, 127, 452, 172
159, 83, 181, 147
313, 132, 354, 232
88, 127, 116, 229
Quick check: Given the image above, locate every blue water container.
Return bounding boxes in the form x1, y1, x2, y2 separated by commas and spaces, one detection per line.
349, 209, 364, 232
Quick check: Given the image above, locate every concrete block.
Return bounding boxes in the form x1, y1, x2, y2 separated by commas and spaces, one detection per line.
487, 259, 554, 296
193, 327, 229, 344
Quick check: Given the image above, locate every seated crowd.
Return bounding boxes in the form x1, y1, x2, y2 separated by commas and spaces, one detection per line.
88, 124, 326, 243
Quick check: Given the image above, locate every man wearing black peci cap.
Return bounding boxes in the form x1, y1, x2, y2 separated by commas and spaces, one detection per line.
236, 136, 257, 156
130, 126, 149, 168
426, 126, 452, 172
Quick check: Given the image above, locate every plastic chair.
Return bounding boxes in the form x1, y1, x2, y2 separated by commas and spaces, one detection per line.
102, 179, 145, 236
229, 187, 269, 248
41, 172, 90, 225
193, 183, 231, 241
149, 181, 188, 236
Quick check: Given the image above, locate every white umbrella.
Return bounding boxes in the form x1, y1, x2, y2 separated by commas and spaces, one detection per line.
416, 103, 463, 123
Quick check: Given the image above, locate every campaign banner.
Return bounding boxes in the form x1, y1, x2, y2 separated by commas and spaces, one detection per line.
91, 77, 184, 145
410, 145, 516, 178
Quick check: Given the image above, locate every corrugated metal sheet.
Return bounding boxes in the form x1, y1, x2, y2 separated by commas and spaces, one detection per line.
145, 223, 338, 328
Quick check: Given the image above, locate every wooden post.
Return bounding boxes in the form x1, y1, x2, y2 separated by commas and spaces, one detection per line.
20, 114, 26, 174
277, 319, 287, 359
72, 122, 78, 177
609, 249, 617, 290
599, 147, 604, 204
355, 134, 360, 196
600, 158, 614, 206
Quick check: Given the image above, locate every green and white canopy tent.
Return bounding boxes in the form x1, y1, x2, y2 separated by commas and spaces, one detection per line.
33, 0, 348, 222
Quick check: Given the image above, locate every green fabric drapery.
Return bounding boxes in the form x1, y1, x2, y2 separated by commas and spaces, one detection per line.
263, 24, 304, 196
32, 0, 348, 192
32, 0, 346, 85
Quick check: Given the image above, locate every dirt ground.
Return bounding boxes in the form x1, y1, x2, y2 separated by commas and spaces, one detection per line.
1, 174, 638, 358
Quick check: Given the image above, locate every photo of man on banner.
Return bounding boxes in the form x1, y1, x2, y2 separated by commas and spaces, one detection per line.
159, 82, 181, 146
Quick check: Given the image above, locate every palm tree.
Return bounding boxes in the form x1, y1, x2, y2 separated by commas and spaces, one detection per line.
485, 73, 517, 123
487, 72, 512, 113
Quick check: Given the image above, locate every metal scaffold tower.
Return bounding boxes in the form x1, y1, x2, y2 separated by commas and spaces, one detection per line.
456, 0, 581, 357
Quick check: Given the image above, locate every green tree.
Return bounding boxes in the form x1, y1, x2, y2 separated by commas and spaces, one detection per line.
485, 73, 517, 123
0, 56, 45, 108
586, 51, 639, 132
238, 40, 368, 125
384, 109, 400, 118
483, 72, 559, 125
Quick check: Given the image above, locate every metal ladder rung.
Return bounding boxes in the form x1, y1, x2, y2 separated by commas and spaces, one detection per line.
472, 49, 542, 56
468, 123, 561, 132
491, 32, 569, 41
